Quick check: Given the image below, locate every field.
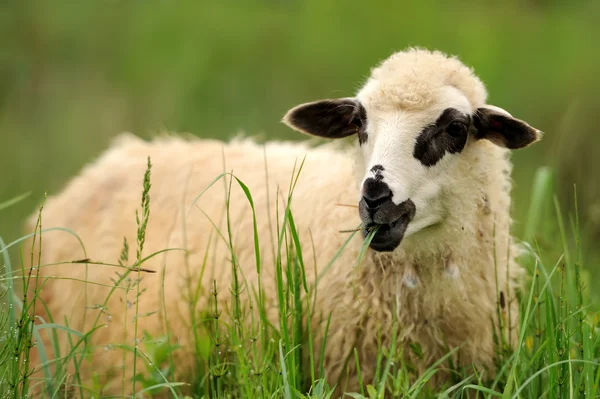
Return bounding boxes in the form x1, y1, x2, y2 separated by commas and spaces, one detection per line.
1, 0, 600, 397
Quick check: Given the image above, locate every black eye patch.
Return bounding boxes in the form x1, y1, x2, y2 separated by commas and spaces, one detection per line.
413, 108, 470, 167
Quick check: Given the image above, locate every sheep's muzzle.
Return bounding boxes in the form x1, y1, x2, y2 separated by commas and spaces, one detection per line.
358, 198, 416, 252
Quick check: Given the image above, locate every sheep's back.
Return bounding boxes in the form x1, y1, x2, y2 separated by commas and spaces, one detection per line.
25, 133, 361, 393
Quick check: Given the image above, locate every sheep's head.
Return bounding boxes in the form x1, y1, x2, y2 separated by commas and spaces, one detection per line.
283, 48, 542, 252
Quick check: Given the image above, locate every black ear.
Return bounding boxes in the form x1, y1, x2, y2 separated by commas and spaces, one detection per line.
282, 98, 364, 139
473, 106, 542, 149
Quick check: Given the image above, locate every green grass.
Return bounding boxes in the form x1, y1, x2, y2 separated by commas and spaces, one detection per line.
1, 2, 599, 396
1, 160, 599, 398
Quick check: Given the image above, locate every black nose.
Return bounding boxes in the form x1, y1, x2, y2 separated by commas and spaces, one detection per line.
362, 178, 392, 208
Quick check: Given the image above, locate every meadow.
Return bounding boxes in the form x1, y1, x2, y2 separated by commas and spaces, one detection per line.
1, 0, 600, 397
2, 155, 599, 398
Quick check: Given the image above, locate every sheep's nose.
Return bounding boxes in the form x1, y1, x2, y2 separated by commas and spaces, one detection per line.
362, 178, 392, 209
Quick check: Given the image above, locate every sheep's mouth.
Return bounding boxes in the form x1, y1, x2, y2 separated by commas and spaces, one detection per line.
359, 198, 416, 252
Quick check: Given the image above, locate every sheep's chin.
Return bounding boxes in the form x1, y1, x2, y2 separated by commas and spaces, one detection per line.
404, 214, 443, 237
363, 214, 411, 252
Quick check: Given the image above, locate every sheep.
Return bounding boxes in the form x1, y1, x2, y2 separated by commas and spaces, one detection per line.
25, 47, 541, 396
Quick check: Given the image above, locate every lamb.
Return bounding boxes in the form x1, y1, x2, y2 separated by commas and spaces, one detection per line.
26, 47, 541, 396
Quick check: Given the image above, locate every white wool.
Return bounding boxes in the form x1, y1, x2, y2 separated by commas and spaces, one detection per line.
25, 48, 536, 396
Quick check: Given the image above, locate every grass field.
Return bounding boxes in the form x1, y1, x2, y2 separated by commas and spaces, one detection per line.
1, 160, 599, 398
1, 0, 600, 397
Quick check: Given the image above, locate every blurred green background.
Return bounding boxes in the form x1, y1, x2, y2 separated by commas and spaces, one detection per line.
2, 1, 599, 283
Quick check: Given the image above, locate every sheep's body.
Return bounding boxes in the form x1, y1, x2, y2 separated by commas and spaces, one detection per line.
26, 48, 533, 396
27, 133, 519, 394
28, 135, 364, 394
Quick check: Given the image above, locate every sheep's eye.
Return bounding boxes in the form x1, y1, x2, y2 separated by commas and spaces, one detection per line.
446, 121, 466, 137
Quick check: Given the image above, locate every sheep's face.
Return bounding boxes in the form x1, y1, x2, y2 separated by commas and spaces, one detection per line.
283, 55, 542, 252
353, 86, 477, 252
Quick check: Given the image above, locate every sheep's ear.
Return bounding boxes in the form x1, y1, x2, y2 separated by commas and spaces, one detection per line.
473, 105, 542, 149
282, 98, 363, 139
